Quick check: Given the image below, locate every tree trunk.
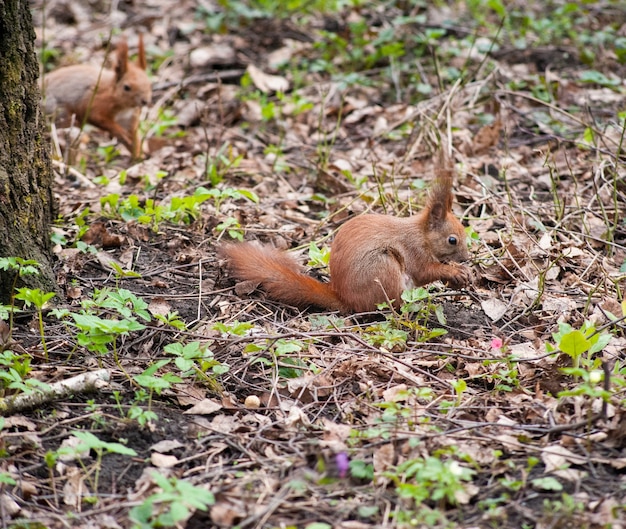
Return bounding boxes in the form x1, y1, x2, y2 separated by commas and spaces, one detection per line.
0, 0, 57, 302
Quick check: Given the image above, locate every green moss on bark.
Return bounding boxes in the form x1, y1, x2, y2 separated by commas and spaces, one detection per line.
0, 0, 57, 302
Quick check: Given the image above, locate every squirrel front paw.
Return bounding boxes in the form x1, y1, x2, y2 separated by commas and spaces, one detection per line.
445, 264, 473, 289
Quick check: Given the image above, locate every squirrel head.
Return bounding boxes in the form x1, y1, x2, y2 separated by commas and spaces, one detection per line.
113, 36, 152, 109
423, 160, 470, 264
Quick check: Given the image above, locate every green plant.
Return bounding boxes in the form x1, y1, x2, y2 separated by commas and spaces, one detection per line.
202, 142, 244, 186
0, 350, 49, 395
399, 287, 447, 327
52, 288, 151, 368
363, 319, 409, 351
245, 338, 309, 379
76, 241, 98, 255
127, 389, 158, 426
133, 360, 183, 418
540, 493, 585, 523
13, 288, 55, 360
450, 378, 467, 406
72, 207, 92, 241
215, 217, 244, 240
307, 241, 330, 268
40, 46, 60, 72
197, 0, 344, 33
164, 340, 229, 382
212, 320, 253, 336
0, 472, 16, 486
199, 186, 259, 212
379, 391, 434, 430
152, 311, 187, 330
54, 431, 137, 500
100, 186, 249, 231
130, 472, 214, 529
144, 108, 183, 139
579, 70, 621, 89
547, 320, 611, 371
0, 257, 43, 332
69, 313, 145, 357
349, 459, 374, 481
365, 287, 448, 350
558, 366, 610, 402
97, 144, 121, 164
387, 456, 475, 506
85, 288, 151, 321
532, 476, 563, 492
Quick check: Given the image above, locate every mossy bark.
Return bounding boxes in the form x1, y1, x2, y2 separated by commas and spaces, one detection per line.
0, 0, 57, 302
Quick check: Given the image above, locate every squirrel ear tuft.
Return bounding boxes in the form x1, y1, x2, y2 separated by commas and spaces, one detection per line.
137, 34, 147, 70
426, 151, 455, 227
114, 40, 129, 80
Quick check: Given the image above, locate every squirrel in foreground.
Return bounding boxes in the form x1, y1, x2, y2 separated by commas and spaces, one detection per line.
220, 162, 473, 313
43, 35, 151, 159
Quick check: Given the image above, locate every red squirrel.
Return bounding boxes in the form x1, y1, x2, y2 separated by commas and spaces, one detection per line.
220, 163, 473, 313
43, 35, 151, 159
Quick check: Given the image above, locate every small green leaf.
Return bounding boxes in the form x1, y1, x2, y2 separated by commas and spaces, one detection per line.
531, 476, 563, 491
558, 330, 590, 357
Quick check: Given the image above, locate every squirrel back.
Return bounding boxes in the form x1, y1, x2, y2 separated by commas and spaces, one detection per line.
43, 35, 151, 159
221, 161, 472, 313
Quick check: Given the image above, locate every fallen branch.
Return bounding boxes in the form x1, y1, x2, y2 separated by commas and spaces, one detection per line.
0, 369, 110, 415
152, 69, 246, 92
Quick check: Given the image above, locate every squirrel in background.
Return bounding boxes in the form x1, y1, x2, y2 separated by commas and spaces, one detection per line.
43, 35, 151, 160
220, 159, 473, 313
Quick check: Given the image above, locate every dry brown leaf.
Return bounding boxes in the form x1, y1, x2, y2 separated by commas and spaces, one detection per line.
183, 398, 222, 415
591, 497, 622, 526
382, 384, 409, 402
542, 444, 587, 471
210, 501, 245, 527
210, 414, 240, 434
373, 443, 395, 473
150, 439, 184, 453
63, 467, 87, 508
4, 416, 37, 430
189, 44, 236, 68
246, 64, 289, 93
338, 522, 373, 529
150, 453, 179, 468
509, 342, 540, 360
321, 418, 351, 448
66, 285, 82, 299
481, 297, 508, 321
20, 479, 38, 499
176, 385, 206, 406
148, 297, 172, 318
541, 294, 579, 313
285, 405, 310, 428
472, 113, 502, 153
0, 494, 20, 517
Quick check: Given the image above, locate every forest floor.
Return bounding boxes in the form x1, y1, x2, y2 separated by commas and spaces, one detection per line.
4, 1, 626, 528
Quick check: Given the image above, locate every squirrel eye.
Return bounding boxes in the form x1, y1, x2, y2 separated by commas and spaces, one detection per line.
123, 84, 131, 92
448, 235, 458, 246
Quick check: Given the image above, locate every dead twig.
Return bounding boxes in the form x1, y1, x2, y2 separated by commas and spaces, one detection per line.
0, 370, 110, 415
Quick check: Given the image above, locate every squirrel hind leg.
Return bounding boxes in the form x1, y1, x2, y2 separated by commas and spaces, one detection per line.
335, 248, 407, 312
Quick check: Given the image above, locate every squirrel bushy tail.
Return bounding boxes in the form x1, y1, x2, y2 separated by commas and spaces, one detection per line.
219, 243, 344, 311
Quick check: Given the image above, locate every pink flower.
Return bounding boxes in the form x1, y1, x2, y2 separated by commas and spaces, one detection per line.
491, 338, 503, 351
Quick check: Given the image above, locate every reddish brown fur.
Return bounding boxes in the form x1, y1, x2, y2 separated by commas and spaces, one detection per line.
219, 244, 343, 311
43, 35, 151, 159
221, 162, 472, 313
